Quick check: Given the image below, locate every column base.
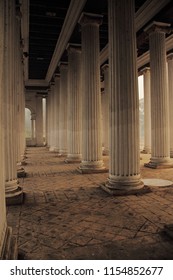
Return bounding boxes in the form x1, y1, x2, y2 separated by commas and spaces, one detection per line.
57, 150, 67, 157
170, 151, 173, 158
49, 146, 58, 152
102, 149, 109, 156
5, 180, 24, 205
17, 167, 26, 178
144, 158, 173, 169
101, 179, 147, 196
1, 227, 18, 260
141, 149, 151, 154
78, 160, 108, 174
65, 154, 82, 163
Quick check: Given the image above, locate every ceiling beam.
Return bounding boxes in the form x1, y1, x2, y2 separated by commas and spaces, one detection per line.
46, 0, 87, 83
100, 0, 171, 65
137, 34, 173, 69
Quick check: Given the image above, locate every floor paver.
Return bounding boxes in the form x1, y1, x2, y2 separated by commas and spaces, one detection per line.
6, 147, 173, 259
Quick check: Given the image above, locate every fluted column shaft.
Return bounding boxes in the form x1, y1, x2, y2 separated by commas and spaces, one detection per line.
0, 0, 7, 258
35, 96, 43, 146
167, 54, 173, 157
65, 44, 82, 163
4, 0, 23, 204
46, 93, 50, 147
78, 13, 106, 173
59, 64, 68, 155
146, 22, 171, 166
49, 83, 56, 151
101, 64, 109, 155
103, 0, 143, 194
143, 68, 151, 153
53, 75, 60, 152
31, 113, 36, 142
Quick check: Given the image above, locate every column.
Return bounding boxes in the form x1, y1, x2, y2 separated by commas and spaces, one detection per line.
65, 44, 82, 163
78, 13, 107, 173
58, 63, 68, 156
53, 74, 60, 153
31, 113, 36, 145
141, 68, 151, 153
101, 64, 109, 155
0, 0, 17, 259
46, 91, 51, 148
167, 53, 173, 157
49, 82, 56, 151
102, 0, 144, 195
144, 22, 172, 168
4, 0, 23, 205
35, 95, 43, 146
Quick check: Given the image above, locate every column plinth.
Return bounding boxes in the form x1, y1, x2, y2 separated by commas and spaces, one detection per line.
144, 21, 173, 168
101, 0, 144, 194
5, 180, 23, 205
78, 13, 107, 173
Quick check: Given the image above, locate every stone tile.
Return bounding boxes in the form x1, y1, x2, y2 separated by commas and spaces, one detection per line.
6, 147, 173, 260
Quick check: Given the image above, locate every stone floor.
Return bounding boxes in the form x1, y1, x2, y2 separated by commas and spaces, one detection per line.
7, 147, 173, 260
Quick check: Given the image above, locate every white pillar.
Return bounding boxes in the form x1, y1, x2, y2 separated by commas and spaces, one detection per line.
0, 0, 17, 259
4, 0, 23, 205
65, 44, 82, 163
102, 0, 144, 195
141, 68, 151, 153
167, 53, 173, 158
59, 63, 68, 156
35, 95, 43, 146
46, 91, 51, 147
78, 13, 107, 173
144, 22, 172, 168
53, 74, 60, 153
49, 82, 56, 151
101, 64, 109, 155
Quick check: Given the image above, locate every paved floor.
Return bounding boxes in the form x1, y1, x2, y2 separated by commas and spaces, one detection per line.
7, 147, 173, 260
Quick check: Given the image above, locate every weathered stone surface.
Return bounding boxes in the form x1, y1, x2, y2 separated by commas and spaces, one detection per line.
6, 147, 173, 260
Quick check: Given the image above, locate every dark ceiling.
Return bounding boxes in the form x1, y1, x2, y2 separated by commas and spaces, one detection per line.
28, 0, 173, 81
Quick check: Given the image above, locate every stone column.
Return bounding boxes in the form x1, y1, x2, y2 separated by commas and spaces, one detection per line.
4, 0, 23, 205
58, 63, 68, 156
102, 0, 144, 195
31, 113, 36, 145
78, 13, 107, 173
35, 95, 43, 146
101, 64, 109, 155
46, 91, 51, 148
141, 67, 151, 153
144, 22, 172, 168
53, 74, 60, 153
49, 82, 56, 152
0, 0, 17, 258
65, 44, 82, 163
167, 53, 173, 158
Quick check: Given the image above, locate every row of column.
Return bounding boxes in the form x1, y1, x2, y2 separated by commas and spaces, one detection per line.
47, 0, 173, 195
46, 0, 143, 193
140, 31, 173, 163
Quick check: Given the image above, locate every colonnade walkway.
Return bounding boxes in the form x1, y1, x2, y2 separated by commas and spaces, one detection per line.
7, 147, 173, 259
